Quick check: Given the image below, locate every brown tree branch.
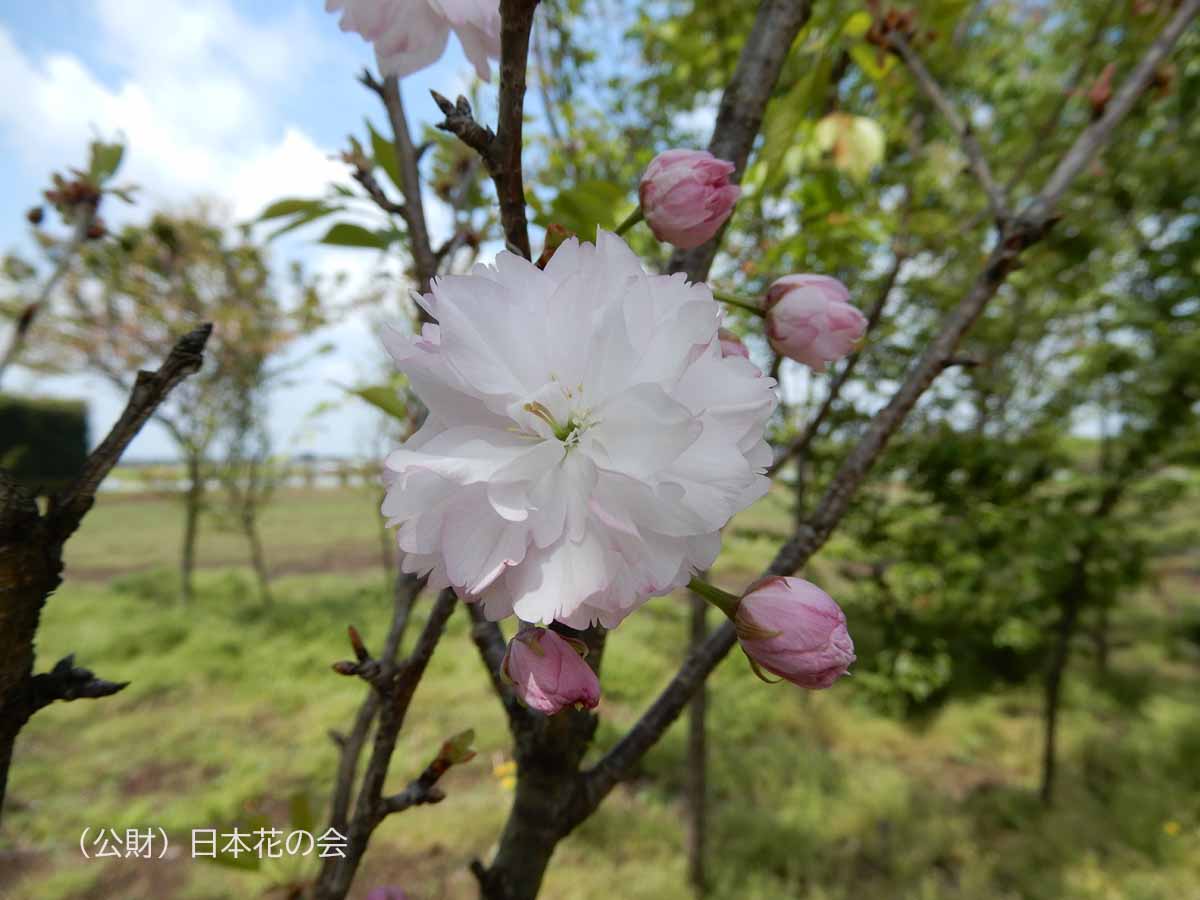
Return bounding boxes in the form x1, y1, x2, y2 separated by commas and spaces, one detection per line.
668, 0, 816, 282
433, 0, 539, 259
47, 323, 212, 542
313, 588, 458, 900
577, 3, 1198, 818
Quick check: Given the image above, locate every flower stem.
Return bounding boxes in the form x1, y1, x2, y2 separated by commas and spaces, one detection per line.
687, 576, 740, 619
614, 206, 644, 237
710, 290, 766, 318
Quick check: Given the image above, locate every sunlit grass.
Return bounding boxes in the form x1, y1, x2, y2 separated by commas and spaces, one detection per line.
1, 486, 1197, 899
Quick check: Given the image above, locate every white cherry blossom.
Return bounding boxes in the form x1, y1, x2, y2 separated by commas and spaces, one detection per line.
382, 232, 777, 629
326, 0, 501, 81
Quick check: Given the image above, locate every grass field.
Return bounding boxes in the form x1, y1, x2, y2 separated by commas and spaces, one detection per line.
1, 485, 1197, 900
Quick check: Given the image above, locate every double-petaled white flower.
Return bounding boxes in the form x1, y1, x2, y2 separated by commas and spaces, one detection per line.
326, 0, 501, 81
382, 232, 777, 629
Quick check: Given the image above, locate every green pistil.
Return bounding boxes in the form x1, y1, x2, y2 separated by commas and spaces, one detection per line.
524, 401, 582, 443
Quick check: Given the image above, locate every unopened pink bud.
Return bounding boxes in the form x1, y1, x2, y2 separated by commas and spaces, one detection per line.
764, 274, 866, 371
718, 328, 750, 360
502, 627, 600, 715
735, 576, 855, 689
639, 149, 740, 249
366, 888, 409, 900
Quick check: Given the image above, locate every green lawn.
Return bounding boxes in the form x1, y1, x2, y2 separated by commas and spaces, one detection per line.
1, 486, 1198, 900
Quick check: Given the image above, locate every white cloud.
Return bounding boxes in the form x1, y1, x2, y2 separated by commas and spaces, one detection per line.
0, 0, 491, 461
0, 0, 344, 217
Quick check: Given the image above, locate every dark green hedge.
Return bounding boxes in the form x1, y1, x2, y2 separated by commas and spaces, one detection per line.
0, 394, 88, 493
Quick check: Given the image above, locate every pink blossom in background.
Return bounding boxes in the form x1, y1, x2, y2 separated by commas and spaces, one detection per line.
502, 627, 601, 715
735, 576, 855, 689
326, 0, 501, 81
764, 274, 866, 371
639, 149, 741, 249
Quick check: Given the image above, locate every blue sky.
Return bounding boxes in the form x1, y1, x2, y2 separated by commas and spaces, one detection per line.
0, 0, 496, 460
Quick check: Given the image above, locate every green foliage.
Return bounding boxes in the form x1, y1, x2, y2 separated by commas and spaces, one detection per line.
0, 394, 88, 493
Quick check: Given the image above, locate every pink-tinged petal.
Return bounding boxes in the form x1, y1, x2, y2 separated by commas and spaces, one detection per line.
735, 577, 855, 689
502, 628, 601, 714
764, 274, 864, 371
639, 149, 740, 249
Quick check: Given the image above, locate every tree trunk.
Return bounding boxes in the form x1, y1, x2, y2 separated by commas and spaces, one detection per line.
1040, 581, 1084, 806
473, 627, 604, 900
686, 592, 709, 895
180, 454, 203, 606
1093, 604, 1110, 674
243, 509, 272, 608
0, 478, 60, 824
475, 768, 576, 900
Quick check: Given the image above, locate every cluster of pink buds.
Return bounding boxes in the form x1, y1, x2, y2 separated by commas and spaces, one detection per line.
635, 150, 867, 372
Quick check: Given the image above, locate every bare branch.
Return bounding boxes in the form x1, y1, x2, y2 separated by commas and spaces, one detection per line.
381, 728, 475, 814
431, 91, 496, 161
29, 654, 128, 713
47, 323, 212, 542
378, 75, 441, 294
314, 589, 458, 900
888, 32, 1010, 223
350, 163, 406, 217
432, 0, 540, 259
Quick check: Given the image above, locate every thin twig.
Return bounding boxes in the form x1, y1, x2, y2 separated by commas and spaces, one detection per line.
888, 32, 1010, 224
314, 589, 458, 900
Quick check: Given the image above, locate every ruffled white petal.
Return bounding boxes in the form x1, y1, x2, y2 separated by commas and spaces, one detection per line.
381, 231, 777, 627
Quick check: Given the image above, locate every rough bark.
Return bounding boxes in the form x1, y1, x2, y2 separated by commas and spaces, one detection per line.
0, 325, 210, 824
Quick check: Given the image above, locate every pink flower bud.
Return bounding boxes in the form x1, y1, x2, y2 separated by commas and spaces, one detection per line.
735, 576, 855, 689
502, 627, 600, 715
718, 327, 750, 360
764, 274, 866, 371
366, 888, 409, 900
639, 149, 740, 249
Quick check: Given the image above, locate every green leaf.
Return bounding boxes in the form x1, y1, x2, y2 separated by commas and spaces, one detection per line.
88, 140, 125, 183
346, 384, 408, 421
368, 121, 403, 192
318, 222, 395, 250
258, 198, 328, 221
541, 180, 629, 237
